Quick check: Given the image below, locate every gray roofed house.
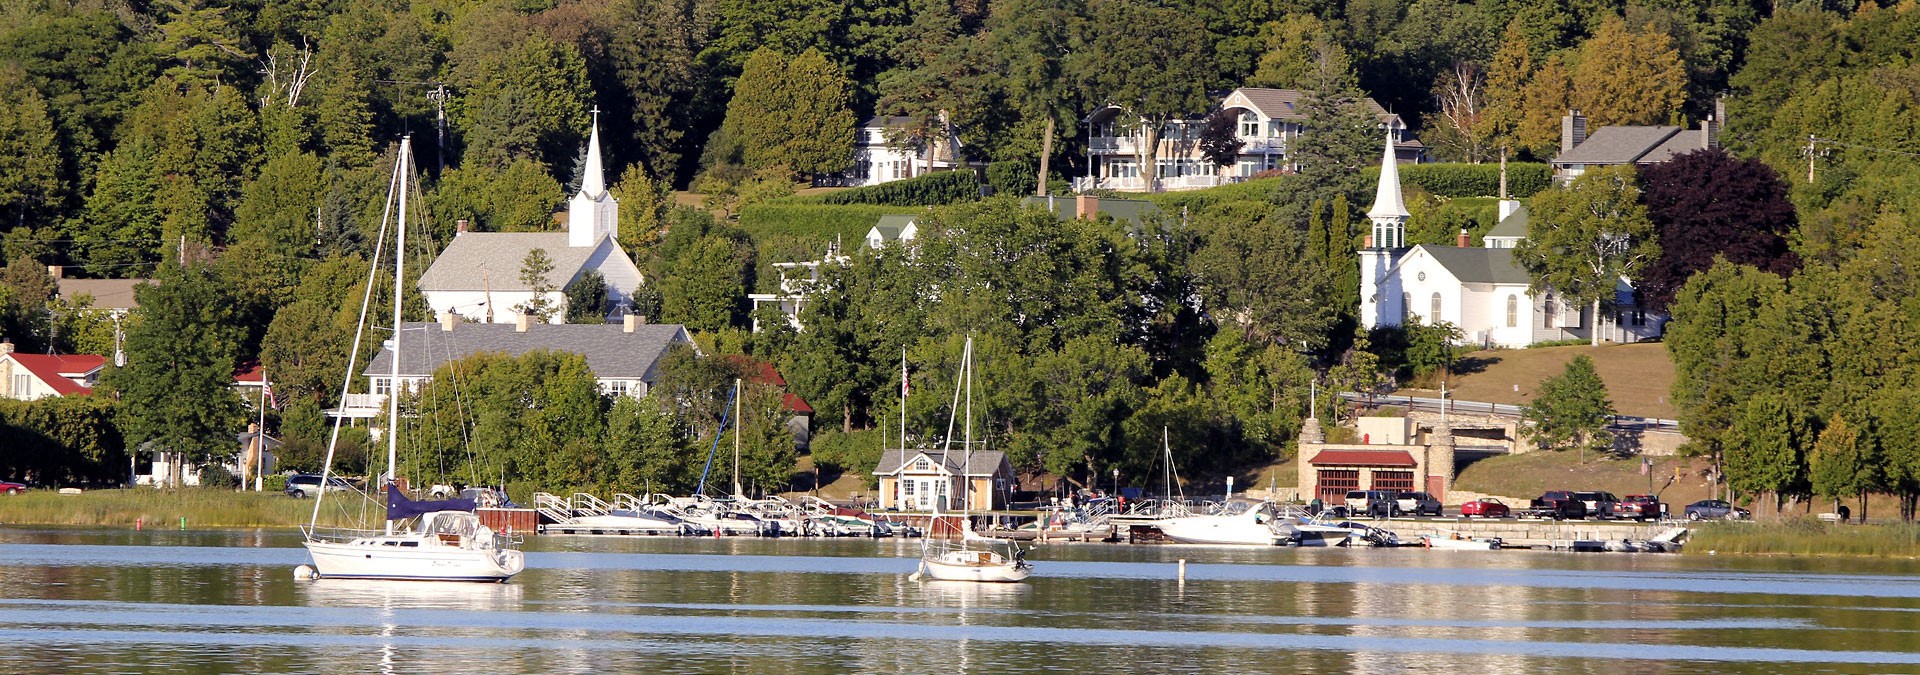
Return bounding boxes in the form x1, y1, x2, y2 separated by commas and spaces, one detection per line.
48, 265, 143, 314
1551, 106, 1723, 184
419, 232, 591, 292
873, 447, 1016, 511
1410, 245, 1530, 285
1483, 201, 1529, 248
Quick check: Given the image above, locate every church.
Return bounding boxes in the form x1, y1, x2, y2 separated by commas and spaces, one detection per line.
1357, 134, 1665, 348
418, 113, 646, 324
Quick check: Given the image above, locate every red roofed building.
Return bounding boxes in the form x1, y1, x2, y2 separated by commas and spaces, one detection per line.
719, 355, 816, 449
1296, 416, 1458, 505
0, 344, 105, 400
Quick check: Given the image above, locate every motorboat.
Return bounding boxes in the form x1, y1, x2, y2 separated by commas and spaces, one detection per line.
1154, 498, 1289, 546
1420, 531, 1502, 550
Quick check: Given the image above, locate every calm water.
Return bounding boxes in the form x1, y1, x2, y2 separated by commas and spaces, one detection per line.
3, 527, 1919, 673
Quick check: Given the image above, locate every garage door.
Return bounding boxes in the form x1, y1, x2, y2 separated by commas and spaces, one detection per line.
1372, 471, 1414, 492
1317, 469, 1358, 503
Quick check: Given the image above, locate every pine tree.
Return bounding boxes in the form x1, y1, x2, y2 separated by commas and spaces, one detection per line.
1570, 18, 1688, 128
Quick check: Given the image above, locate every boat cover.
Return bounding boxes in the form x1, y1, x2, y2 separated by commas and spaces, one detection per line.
386, 484, 477, 520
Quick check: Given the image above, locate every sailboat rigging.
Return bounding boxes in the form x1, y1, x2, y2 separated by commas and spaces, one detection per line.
912, 337, 1031, 583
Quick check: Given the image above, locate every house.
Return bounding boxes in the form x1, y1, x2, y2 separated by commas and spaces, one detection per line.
336, 313, 694, 419
418, 113, 645, 324
824, 116, 965, 187
747, 241, 850, 332
1078, 87, 1423, 192
864, 214, 921, 250
1358, 134, 1665, 348
0, 344, 103, 400
873, 447, 1016, 512
1296, 416, 1456, 503
50, 266, 143, 316
1551, 102, 1723, 184
719, 355, 816, 449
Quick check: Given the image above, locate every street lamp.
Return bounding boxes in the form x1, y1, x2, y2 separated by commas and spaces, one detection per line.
1112, 468, 1120, 498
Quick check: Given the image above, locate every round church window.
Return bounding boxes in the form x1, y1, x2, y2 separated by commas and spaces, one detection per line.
1417, 271, 1426, 282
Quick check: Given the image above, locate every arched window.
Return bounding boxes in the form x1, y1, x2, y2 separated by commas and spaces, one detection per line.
1544, 300, 1556, 329
1430, 292, 1442, 322
1506, 295, 1518, 328
1401, 293, 1411, 322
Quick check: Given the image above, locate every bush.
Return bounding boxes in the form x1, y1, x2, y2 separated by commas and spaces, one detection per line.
263, 473, 288, 492
811, 428, 884, 490
819, 170, 979, 206
199, 463, 238, 489
986, 161, 1036, 197
1362, 162, 1552, 198
1143, 177, 1289, 213
737, 203, 913, 244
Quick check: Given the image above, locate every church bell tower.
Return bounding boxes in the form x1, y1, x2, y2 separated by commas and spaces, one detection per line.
1358, 129, 1409, 329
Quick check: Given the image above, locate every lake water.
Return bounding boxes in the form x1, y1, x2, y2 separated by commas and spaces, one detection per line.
3, 527, 1919, 673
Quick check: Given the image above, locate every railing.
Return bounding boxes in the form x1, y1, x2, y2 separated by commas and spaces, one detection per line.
532, 492, 573, 523
339, 393, 385, 410
1337, 392, 1682, 431
570, 492, 613, 517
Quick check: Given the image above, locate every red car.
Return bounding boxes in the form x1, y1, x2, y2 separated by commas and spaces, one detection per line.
1615, 494, 1663, 520
0, 481, 27, 495
1460, 497, 1511, 518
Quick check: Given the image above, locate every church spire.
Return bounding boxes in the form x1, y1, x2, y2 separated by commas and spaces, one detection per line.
580, 106, 606, 198
1366, 128, 1408, 249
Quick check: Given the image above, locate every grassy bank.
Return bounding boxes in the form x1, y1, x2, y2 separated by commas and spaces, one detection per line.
0, 488, 376, 529
1454, 451, 1716, 504
1687, 519, 1920, 558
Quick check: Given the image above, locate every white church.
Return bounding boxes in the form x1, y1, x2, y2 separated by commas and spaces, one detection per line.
418, 112, 646, 324
1358, 134, 1665, 348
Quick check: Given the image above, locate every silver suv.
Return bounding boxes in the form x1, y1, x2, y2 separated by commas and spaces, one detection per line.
284, 474, 353, 498
1344, 489, 1399, 516
1394, 491, 1443, 516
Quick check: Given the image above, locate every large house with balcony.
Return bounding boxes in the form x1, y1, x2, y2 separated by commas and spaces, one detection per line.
1079, 87, 1424, 192
332, 313, 694, 419
822, 116, 964, 187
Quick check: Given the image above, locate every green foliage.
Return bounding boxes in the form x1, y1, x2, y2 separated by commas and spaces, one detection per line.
1514, 165, 1660, 345
736, 203, 909, 244
429, 158, 565, 236
818, 171, 979, 206
515, 248, 559, 322
1809, 414, 1871, 504
0, 396, 124, 485
722, 48, 858, 177
810, 428, 884, 489
564, 269, 608, 323
1362, 163, 1552, 198
451, 32, 591, 171
100, 264, 245, 480
659, 233, 753, 333
0, 65, 64, 227
1520, 355, 1615, 459
1192, 201, 1339, 352
400, 350, 608, 494
1725, 392, 1810, 508
985, 161, 1037, 197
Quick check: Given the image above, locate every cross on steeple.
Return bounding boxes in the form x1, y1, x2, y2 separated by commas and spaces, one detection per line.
590, 105, 601, 117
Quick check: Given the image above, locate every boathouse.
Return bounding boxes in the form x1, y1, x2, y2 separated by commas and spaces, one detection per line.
1295, 416, 1457, 504
873, 448, 1015, 512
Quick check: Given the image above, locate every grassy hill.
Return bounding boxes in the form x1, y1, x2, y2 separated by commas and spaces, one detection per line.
1404, 342, 1677, 419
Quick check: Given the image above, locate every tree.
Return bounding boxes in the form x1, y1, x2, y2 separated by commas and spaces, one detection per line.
1198, 109, 1245, 171
660, 233, 752, 333
1665, 260, 1787, 461
1482, 21, 1534, 157
564, 269, 608, 323
1069, 0, 1213, 192
429, 159, 565, 235
1193, 202, 1339, 351
1513, 166, 1660, 346
1724, 392, 1810, 514
722, 48, 857, 179
452, 33, 592, 171
1636, 149, 1800, 312
1569, 17, 1688, 128
0, 65, 63, 228
0, 256, 57, 352
1248, 15, 1337, 90
1871, 389, 1920, 521
152, 0, 249, 88
1422, 61, 1494, 163
100, 263, 245, 485
515, 248, 559, 322
1291, 36, 1383, 198
1330, 325, 1384, 417
231, 151, 325, 260
1520, 354, 1615, 461
1809, 414, 1872, 519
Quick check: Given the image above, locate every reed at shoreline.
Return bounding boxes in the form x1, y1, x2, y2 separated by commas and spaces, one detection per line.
1687, 518, 1920, 558
0, 488, 377, 529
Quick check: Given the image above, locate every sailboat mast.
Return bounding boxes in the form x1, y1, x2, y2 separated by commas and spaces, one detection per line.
733, 377, 743, 498
387, 137, 410, 534
962, 338, 972, 514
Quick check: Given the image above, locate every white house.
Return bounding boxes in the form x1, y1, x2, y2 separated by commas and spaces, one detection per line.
748, 241, 849, 332
1359, 134, 1664, 348
0, 345, 102, 400
873, 448, 1016, 512
1079, 87, 1424, 192
863, 214, 921, 250
418, 113, 645, 324
825, 116, 964, 187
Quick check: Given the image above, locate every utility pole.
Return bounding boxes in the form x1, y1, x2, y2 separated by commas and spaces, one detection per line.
428, 83, 450, 176
1806, 135, 1818, 184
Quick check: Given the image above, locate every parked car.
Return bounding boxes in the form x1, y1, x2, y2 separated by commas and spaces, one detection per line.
0, 480, 27, 495
1394, 491, 1444, 516
1573, 491, 1622, 519
284, 474, 354, 498
1528, 491, 1588, 519
1460, 497, 1511, 518
1344, 489, 1399, 516
1616, 494, 1663, 520
1684, 499, 1751, 521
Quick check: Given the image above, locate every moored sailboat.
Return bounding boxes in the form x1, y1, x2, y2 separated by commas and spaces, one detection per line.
913, 337, 1031, 583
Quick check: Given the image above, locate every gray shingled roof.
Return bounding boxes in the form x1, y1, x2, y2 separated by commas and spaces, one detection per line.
58, 279, 144, 310
1641, 128, 1714, 164
1553, 126, 1682, 166
873, 448, 1009, 476
1231, 88, 1396, 124
1486, 202, 1529, 239
1417, 245, 1531, 285
418, 232, 594, 292
364, 321, 692, 380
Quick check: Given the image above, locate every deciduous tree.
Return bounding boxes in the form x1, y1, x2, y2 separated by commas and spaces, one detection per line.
1514, 165, 1659, 346
1520, 354, 1614, 461
1636, 149, 1799, 312
100, 263, 245, 485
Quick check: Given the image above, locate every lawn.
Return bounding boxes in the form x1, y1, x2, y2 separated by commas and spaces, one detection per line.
1453, 450, 1715, 505
1407, 342, 1677, 418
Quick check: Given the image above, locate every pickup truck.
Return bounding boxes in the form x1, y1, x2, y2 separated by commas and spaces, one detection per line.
1614, 494, 1662, 520
1520, 491, 1588, 520
1574, 491, 1621, 519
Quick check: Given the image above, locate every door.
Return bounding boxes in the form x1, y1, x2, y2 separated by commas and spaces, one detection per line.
1317, 469, 1358, 503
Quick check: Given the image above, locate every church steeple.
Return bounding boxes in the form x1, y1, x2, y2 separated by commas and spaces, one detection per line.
1366, 129, 1408, 249
568, 106, 619, 248
579, 107, 607, 198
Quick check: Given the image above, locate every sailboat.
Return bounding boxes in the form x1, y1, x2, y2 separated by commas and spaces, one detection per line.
913, 338, 1031, 583
298, 137, 526, 582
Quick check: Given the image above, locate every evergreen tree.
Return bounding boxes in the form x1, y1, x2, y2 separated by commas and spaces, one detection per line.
1292, 37, 1383, 199
1809, 414, 1871, 518
1569, 18, 1688, 128
0, 66, 64, 228
563, 269, 608, 323
1068, 0, 1213, 192
1724, 392, 1810, 514
515, 248, 559, 322
314, 50, 377, 169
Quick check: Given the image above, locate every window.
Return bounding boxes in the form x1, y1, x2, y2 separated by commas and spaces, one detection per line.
603, 380, 632, 398
1268, 121, 1283, 138
1430, 292, 1442, 321
1634, 309, 1646, 326
1506, 295, 1518, 328
11, 373, 27, 396
1317, 469, 1359, 503
372, 377, 392, 396
1544, 300, 1556, 329
1401, 293, 1411, 322
1239, 112, 1259, 137
912, 457, 931, 471
904, 480, 915, 496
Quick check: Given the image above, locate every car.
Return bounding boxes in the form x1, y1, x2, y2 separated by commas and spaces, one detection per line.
283, 474, 354, 498
1684, 499, 1751, 521
1460, 497, 1511, 518
1616, 494, 1663, 520
1344, 489, 1399, 516
1528, 491, 1588, 519
0, 480, 26, 495
1394, 491, 1444, 516
1573, 491, 1622, 519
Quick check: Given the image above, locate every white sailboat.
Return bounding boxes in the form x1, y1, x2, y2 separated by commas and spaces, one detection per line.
914, 338, 1031, 583
298, 137, 525, 583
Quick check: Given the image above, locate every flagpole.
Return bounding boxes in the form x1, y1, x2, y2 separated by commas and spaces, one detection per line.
900, 348, 907, 507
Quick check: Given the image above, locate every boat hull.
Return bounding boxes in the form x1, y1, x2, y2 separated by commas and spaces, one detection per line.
305, 539, 524, 582
922, 558, 1031, 582
1155, 518, 1284, 546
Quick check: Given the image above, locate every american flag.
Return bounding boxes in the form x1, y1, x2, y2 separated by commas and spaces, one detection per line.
901, 353, 909, 399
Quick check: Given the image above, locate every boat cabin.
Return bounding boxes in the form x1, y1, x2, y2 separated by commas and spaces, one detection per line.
873, 448, 1015, 512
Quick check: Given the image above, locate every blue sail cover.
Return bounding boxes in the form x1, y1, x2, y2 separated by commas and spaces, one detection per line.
386, 484, 477, 520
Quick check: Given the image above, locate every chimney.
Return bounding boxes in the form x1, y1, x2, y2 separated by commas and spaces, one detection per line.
623, 313, 639, 333
439, 309, 457, 332
1701, 118, 1713, 150
1560, 110, 1587, 154
456, 219, 469, 235
1713, 96, 1727, 149
1, 339, 12, 354
515, 311, 531, 333
1075, 194, 1098, 220
1498, 199, 1518, 223
45, 265, 62, 279
1457, 229, 1470, 247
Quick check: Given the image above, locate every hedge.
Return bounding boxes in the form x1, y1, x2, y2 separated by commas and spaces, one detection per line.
1363, 162, 1552, 198
818, 170, 980, 206
737, 202, 915, 244
1142, 177, 1289, 213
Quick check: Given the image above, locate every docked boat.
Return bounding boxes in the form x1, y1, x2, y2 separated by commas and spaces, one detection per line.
298, 137, 524, 583
1154, 498, 1290, 546
1420, 531, 1502, 550
1284, 518, 1403, 547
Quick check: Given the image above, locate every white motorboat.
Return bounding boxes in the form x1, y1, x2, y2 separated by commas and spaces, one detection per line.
1420, 531, 1502, 550
299, 138, 524, 583
1154, 498, 1289, 546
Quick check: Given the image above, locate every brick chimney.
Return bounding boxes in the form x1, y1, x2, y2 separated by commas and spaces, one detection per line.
515, 311, 531, 333
439, 309, 457, 332
1075, 194, 1098, 220
623, 313, 640, 333
1560, 110, 1587, 154
45, 265, 63, 279
456, 219, 469, 236
1457, 229, 1470, 247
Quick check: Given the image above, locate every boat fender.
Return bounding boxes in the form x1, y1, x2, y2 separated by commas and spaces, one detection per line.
294, 565, 317, 581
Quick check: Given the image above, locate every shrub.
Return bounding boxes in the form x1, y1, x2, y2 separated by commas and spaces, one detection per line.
811, 428, 883, 490
199, 463, 238, 489
986, 161, 1036, 197
819, 170, 979, 206
264, 474, 288, 492
736, 203, 912, 244
1362, 162, 1552, 198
